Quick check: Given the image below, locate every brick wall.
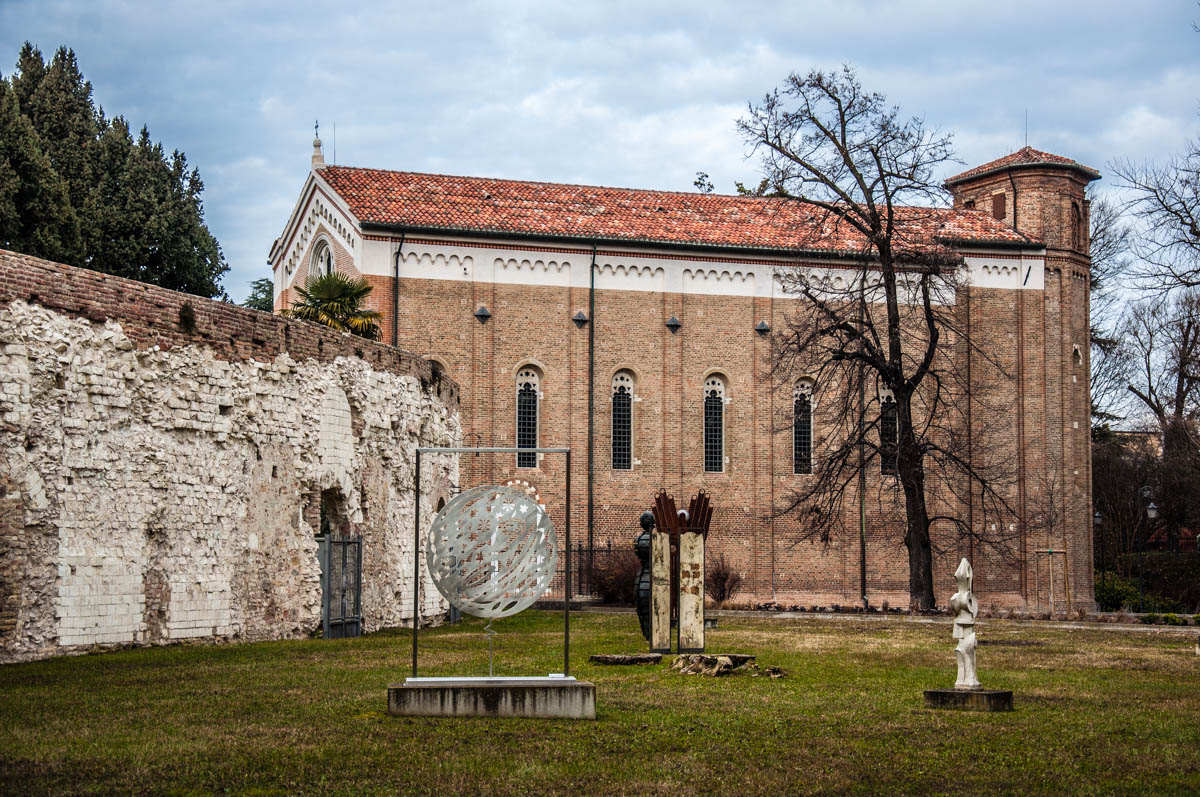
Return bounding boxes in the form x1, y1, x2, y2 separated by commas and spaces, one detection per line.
265, 159, 1096, 614
362, 232, 1093, 611
949, 166, 1096, 610
375, 265, 1091, 610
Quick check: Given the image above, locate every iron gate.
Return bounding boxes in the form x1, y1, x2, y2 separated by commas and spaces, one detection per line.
317, 535, 362, 638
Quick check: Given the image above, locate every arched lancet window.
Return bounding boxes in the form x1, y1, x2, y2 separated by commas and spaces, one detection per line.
793, 380, 814, 475
879, 389, 898, 475
310, 241, 334, 281
516, 368, 540, 468
612, 371, 635, 470
704, 375, 727, 473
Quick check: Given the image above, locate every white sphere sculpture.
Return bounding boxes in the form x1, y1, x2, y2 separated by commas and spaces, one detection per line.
426, 485, 558, 618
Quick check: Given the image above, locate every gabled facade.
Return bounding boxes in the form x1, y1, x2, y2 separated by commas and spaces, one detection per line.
270, 138, 1098, 611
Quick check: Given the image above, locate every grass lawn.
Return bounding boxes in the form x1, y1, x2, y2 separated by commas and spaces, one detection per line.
0, 611, 1197, 795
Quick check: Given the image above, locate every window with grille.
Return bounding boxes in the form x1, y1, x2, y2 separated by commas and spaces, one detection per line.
793, 380, 813, 474
880, 394, 898, 475
516, 368, 539, 468
704, 376, 726, 473
612, 371, 634, 470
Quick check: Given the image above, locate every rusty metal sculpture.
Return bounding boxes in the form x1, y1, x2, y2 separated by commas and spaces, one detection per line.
648, 489, 713, 653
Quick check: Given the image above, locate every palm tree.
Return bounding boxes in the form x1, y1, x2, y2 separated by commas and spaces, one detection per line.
281, 272, 382, 340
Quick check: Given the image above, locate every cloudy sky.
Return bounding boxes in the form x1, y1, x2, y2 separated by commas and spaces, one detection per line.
1, 1, 1197, 301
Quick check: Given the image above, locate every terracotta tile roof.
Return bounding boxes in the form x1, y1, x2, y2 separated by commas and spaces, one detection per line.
319, 166, 1036, 254
945, 146, 1100, 185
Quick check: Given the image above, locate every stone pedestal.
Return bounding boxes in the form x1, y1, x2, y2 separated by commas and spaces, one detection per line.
923, 688, 1013, 712
678, 531, 705, 652
388, 676, 596, 719
650, 523, 671, 653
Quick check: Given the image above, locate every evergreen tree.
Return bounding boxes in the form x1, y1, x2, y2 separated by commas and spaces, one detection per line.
243, 278, 275, 312
81, 120, 227, 296
82, 115, 140, 280
0, 75, 80, 262
10, 42, 45, 112
18, 46, 97, 216
5, 42, 228, 297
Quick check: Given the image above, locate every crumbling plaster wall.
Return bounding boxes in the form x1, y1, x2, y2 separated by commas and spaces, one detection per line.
0, 251, 459, 663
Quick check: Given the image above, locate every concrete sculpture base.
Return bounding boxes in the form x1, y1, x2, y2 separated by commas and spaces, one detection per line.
388, 676, 596, 719
923, 688, 1014, 712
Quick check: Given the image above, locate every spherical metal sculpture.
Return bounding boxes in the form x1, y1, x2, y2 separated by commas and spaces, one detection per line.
426, 485, 558, 619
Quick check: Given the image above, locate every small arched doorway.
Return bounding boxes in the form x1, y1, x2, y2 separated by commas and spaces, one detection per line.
316, 487, 362, 638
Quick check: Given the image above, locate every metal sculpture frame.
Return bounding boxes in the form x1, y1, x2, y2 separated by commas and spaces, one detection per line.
412, 446, 571, 678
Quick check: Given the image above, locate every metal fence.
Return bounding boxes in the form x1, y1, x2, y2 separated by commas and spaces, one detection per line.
545, 541, 623, 600
317, 535, 362, 638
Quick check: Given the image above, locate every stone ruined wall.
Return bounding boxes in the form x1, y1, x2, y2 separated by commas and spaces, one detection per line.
0, 250, 460, 663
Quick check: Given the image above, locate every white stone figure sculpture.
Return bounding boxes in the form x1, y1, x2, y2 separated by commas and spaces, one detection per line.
949, 558, 981, 689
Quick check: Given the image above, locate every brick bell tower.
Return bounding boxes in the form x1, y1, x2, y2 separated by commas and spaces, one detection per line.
946, 147, 1101, 612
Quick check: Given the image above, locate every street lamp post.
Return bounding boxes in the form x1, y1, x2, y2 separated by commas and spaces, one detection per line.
1136, 491, 1159, 600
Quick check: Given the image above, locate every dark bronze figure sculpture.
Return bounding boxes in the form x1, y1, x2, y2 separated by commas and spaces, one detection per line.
634, 511, 654, 642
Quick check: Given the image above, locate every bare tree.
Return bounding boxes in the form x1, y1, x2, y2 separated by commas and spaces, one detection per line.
1123, 294, 1200, 551
739, 67, 1017, 609
1092, 439, 1158, 571
1087, 189, 1134, 423
1125, 293, 1200, 427
1113, 143, 1200, 292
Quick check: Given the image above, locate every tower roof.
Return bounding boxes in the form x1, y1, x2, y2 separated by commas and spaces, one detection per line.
945, 146, 1100, 186
316, 165, 1036, 255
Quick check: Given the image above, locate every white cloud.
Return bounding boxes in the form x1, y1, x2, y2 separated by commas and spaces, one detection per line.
1, 0, 1197, 301
1102, 105, 1193, 160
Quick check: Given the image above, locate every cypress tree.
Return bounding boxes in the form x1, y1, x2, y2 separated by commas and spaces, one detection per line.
10, 42, 45, 113
0, 75, 80, 263
19, 46, 97, 216
5, 42, 228, 297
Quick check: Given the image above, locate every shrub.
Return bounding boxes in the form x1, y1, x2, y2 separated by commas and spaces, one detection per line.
1115, 553, 1200, 613
1130, 592, 1184, 614
587, 549, 640, 606
178, 301, 197, 333
1140, 613, 1160, 625
1094, 572, 1140, 612
1095, 571, 1186, 613
705, 554, 744, 604
1161, 613, 1183, 626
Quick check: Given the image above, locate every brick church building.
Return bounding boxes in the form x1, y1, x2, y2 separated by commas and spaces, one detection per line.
270, 139, 1098, 611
